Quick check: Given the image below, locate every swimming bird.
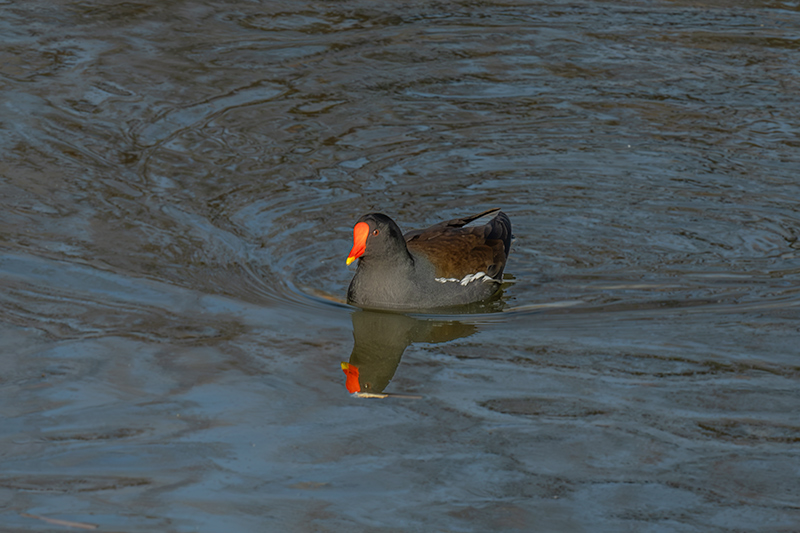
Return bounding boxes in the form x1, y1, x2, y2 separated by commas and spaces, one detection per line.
346, 208, 512, 310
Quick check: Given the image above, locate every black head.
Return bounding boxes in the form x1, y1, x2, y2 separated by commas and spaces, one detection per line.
346, 213, 409, 264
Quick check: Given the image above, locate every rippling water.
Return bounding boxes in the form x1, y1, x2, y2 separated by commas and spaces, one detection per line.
1, 0, 799, 531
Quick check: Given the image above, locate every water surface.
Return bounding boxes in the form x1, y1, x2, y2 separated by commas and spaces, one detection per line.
1, 0, 799, 531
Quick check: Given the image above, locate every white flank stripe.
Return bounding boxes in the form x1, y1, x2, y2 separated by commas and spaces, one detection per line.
435, 271, 495, 286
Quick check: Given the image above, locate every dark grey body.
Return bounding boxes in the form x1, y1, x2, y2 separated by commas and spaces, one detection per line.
347, 250, 499, 310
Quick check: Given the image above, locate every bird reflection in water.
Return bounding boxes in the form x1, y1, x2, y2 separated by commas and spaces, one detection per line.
341, 309, 477, 397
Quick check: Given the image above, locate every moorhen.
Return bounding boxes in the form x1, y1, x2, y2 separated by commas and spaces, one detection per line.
346, 208, 512, 310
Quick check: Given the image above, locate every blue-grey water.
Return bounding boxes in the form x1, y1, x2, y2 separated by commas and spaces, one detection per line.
1, 1, 799, 531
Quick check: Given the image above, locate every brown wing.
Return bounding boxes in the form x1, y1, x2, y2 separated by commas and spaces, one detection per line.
405, 210, 511, 280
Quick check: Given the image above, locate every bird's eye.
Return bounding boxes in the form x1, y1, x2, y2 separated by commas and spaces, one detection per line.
372, 229, 380, 236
